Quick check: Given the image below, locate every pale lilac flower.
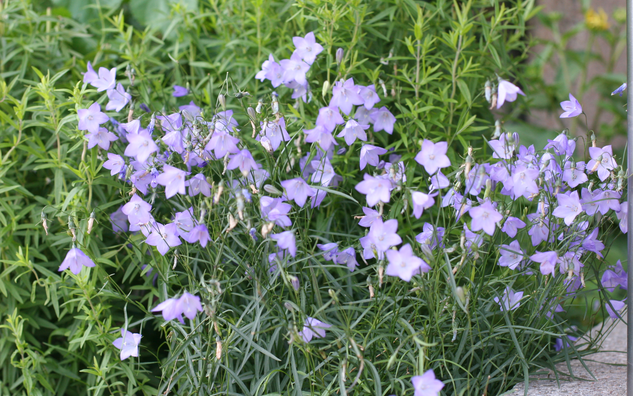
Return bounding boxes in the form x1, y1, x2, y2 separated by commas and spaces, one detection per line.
545, 132, 576, 157
261, 118, 291, 151
292, 32, 323, 65
178, 291, 204, 320
581, 228, 605, 257
358, 207, 381, 227
124, 130, 159, 163
553, 191, 583, 226
359, 218, 402, 260
469, 200, 502, 236
354, 106, 376, 125
271, 231, 297, 257
360, 144, 387, 170
414, 140, 450, 175
227, 149, 258, 176
416, 223, 445, 255
156, 165, 189, 198
606, 300, 626, 320
494, 287, 523, 311
496, 78, 525, 109
110, 206, 128, 233
531, 251, 558, 275
359, 84, 380, 109
122, 194, 152, 225
83, 61, 98, 84
186, 174, 211, 197
185, 224, 211, 248
304, 125, 337, 151
281, 53, 310, 85
267, 61, 285, 88
180, 101, 201, 118
334, 247, 358, 272
256, 54, 276, 81
106, 83, 131, 112
205, 129, 240, 158
554, 336, 578, 352
281, 178, 316, 207
86, 127, 117, 150
563, 161, 588, 188
112, 329, 142, 361
355, 174, 394, 206
488, 133, 516, 159
317, 243, 339, 262
602, 260, 627, 292
330, 78, 364, 115
587, 145, 617, 181
145, 223, 182, 256
173, 208, 195, 239
151, 297, 184, 323
498, 241, 524, 269
595, 190, 621, 215
78, 103, 109, 133
90, 66, 116, 92
612, 83, 627, 96
103, 154, 125, 176
385, 243, 430, 282
370, 106, 396, 134
511, 166, 539, 199
580, 188, 601, 216
411, 191, 435, 219
299, 317, 331, 343
617, 202, 628, 233
558, 252, 583, 276
429, 170, 450, 191
260, 196, 292, 227
316, 106, 344, 132
337, 119, 369, 145
58, 247, 96, 274
559, 93, 583, 118
412, 369, 445, 396
172, 85, 188, 97
501, 216, 526, 238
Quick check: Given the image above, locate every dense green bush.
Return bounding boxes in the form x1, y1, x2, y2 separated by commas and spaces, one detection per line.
3, 1, 625, 396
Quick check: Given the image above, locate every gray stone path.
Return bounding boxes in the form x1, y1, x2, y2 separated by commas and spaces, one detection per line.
507, 320, 627, 396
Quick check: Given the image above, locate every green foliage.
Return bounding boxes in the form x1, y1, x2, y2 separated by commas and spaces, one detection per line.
1, 1, 619, 396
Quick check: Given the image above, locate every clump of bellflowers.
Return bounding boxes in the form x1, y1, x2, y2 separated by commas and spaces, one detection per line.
62, 28, 628, 396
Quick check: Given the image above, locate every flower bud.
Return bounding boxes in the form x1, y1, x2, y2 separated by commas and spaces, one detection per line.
336, 48, 344, 66
256, 99, 264, 114
492, 120, 501, 139
41, 212, 49, 235
218, 94, 226, 111
87, 211, 96, 234
227, 213, 238, 232
456, 286, 467, 305
247, 106, 256, 120
484, 80, 492, 103
260, 136, 274, 153
216, 337, 222, 360
271, 92, 279, 114
288, 275, 300, 291
322, 80, 330, 98
263, 184, 282, 195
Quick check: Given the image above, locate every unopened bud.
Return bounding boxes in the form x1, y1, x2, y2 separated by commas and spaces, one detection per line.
288, 275, 300, 291
41, 212, 49, 235
271, 92, 279, 114
261, 222, 274, 238
87, 211, 96, 234
247, 106, 256, 120
227, 213, 238, 232
218, 94, 226, 111
256, 99, 264, 114
263, 184, 282, 195
260, 136, 274, 153
485, 80, 492, 103
216, 338, 222, 360
493, 120, 501, 139
328, 289, 339, 304
456, 286, 467, 305
214, 185, 224, 204
322, 80, 330, 98
336, 48, 344, 65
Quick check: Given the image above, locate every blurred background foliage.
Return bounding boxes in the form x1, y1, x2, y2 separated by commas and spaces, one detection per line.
0, 0, 624, 395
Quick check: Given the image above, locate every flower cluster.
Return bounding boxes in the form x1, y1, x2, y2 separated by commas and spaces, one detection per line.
57, 30, 628, 395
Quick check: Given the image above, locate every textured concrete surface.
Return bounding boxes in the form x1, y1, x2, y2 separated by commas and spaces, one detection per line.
507, 319, 627, 396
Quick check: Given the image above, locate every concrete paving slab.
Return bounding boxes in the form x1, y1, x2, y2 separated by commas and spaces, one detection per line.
507, 320, 627, 396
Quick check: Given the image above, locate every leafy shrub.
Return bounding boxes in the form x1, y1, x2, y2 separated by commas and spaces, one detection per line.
3, 1, 626, 396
